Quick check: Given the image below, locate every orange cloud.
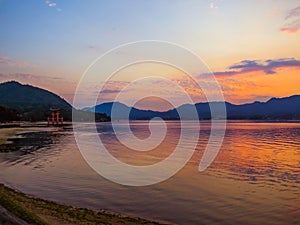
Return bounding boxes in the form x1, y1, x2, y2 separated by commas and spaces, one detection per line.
280, 20, 300, 33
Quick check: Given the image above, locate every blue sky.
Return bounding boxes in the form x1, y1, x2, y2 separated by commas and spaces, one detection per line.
1, 0, 300, 109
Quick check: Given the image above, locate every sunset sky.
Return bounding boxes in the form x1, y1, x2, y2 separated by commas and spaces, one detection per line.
1, 0, 300, 110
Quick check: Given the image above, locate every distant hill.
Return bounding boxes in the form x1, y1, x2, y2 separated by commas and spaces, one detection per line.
84, 95, 300, 120
0, 81, 110, 122
83, 102, 168, 120
0, 81, 72, 121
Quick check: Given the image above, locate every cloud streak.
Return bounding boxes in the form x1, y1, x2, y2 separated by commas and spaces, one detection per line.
281, 6, 300, 33
45, 0, 62, 12
0, 56, 35, 68
285, 6, 300, 19
209, 2, 218, 10
0, 73, 62, 82
100, 89, 122, 94
200, 58, 300, 78
280, 20, 300, 33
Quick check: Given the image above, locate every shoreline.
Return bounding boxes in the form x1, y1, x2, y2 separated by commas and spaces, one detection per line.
0, 184, 165, 225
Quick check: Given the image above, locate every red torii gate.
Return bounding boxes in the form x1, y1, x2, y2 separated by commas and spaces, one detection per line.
48, 108, 63, 126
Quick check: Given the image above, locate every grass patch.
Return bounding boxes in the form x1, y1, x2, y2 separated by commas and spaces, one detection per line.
0, 128, 23, 146
0, 138, 5, 145
0, 128, 22, 137
0, 185, 48, 225
0, 184, 166, 225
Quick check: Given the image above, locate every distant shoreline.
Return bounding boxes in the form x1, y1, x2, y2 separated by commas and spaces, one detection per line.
0, 122, 73, 129
1, 119, 300, 125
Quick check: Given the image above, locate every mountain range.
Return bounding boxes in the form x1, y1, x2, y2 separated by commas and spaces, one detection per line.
83, 95, 300, 120
1, 80, 299, 121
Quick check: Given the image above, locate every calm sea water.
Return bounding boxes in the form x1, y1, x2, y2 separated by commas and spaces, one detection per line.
0, 121, 299, 225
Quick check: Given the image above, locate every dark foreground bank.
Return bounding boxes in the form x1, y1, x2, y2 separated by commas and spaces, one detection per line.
0, 184, 165, 225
